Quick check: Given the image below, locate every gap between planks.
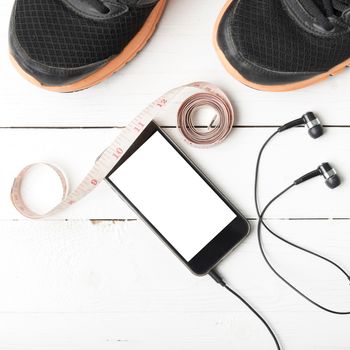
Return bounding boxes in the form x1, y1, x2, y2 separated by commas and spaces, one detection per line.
1, 125, 350, 129
2, 218, 350, 224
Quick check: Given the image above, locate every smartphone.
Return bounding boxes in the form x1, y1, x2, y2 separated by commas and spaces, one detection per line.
106, 122, 250, 275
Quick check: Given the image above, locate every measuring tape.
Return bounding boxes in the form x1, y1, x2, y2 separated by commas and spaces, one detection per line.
11, 82, 234, 219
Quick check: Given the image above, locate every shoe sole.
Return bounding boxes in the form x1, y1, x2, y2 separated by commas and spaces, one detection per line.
213, 0, 350, 92
10, 0, 167, 93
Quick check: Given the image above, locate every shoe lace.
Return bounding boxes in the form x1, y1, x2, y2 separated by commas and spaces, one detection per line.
301, 0, 350, 30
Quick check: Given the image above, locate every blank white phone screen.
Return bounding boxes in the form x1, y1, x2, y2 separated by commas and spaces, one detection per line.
109, 131, 237, 261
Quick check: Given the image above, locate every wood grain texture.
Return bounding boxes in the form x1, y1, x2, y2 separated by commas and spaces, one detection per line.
1, 0, 350, 349
0, 220, 349, 350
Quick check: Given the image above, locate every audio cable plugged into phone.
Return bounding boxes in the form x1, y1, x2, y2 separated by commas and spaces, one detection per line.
209, 269, 282, 350
255, 112, 350, 315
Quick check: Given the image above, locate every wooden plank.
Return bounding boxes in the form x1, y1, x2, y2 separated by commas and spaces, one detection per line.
0, 220, 349, 312
2, 0, 350, 127
1, 127, 349, 220
0, 312, 348, 350
0, 219, 349, 349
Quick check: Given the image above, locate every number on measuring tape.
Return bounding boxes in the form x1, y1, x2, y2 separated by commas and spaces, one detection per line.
11, 82, 234, 219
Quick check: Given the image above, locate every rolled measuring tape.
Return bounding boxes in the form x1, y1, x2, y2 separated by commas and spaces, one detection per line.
11, 82, 234, 219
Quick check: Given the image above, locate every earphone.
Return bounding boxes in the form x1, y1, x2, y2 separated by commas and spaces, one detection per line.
211, 112, 348, 350
255, 112, 350, 315
294, 162, 341, 189
277, 111, 324, 138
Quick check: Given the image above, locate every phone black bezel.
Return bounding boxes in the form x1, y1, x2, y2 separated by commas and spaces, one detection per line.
105, 122, 250, 275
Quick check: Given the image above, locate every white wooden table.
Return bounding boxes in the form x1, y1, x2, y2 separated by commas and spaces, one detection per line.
1, 1, 350, 349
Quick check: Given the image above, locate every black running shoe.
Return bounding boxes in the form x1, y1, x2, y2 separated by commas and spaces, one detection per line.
9, 0, 166, 92
214, 0, 350, 91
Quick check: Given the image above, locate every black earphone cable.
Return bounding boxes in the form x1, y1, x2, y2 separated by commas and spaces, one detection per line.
255, 129, 350, 315
254, 130, 279, 215
209, 122, 349, 350
255, 130, 350, 282
208, 130, 283, 349
258, 184, 350, 315
210, 270, 281, 350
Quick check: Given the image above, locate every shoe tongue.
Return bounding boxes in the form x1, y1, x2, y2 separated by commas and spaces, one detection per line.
119, 0, 159, 6
82, 0, 110, 13
65, 0, 128, 17
310, 0, 350, 16
82, 0, 158, 10
311, 0, 329, 15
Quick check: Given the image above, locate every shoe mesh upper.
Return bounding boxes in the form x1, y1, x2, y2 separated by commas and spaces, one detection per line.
230, 0, 350, 73
14, 0, 156, 68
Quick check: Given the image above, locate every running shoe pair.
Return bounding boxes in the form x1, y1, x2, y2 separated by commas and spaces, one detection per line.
9, 0, 350, 92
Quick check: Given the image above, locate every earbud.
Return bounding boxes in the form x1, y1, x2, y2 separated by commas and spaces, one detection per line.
294, 162, 341, 188
278, 112, 323, 139
320, 163, 341, 189
303, 112, 324, 139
